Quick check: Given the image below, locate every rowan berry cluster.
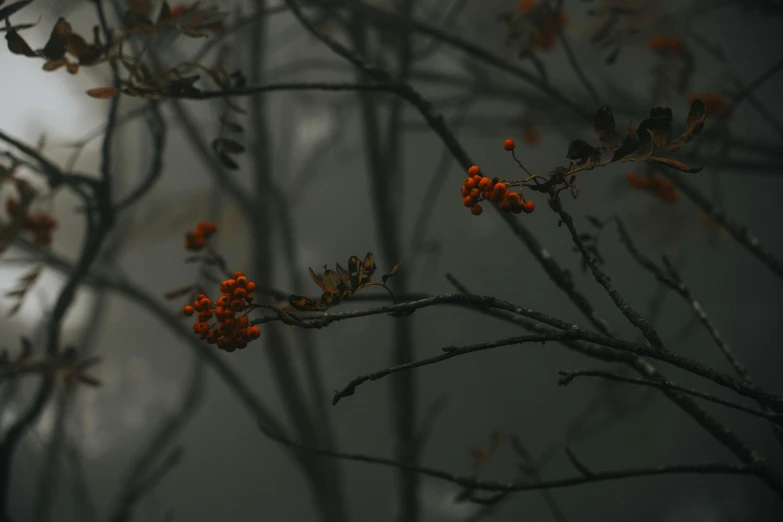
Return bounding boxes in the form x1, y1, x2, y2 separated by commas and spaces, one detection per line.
6, 198, 58, 247
183, 271, 260, 352
184, 221, 217, 251
626, 172, 680, 202
461, 140, 535, 217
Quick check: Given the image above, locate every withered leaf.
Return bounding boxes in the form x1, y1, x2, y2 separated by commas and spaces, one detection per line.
594, 105, 618, 149
668, 99, 707, 152
566, 140, 600, 165
636, 107, 673, 151
288, 295, 327, 312
289, 253, 384, 312
86, 87, 119, 99
5, 20, 36, 56
40, 18, 71, 60
650, 157, 703, 173
382, 264, 400, 284
42, 59, 67, 71
612, 123, 638, 162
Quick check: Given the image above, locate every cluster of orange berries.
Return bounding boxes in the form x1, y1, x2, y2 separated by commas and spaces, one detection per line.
688, 91, 731, 120
185, 221, 217, 251
5, 198, 57, 247
518, 0, 567, 52
626, 172, 680, 202
183, 271, 260, 352
461, 141, 535, 216
647, 35, 685, 55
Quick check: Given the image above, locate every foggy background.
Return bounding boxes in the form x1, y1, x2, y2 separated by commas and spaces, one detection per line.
2, 0, 783, 521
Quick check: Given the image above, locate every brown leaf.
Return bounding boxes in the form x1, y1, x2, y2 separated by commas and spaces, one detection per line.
566, 139, 600, 165
288, 295, 328, 312
4, 20, 36, 56
649, 157, 702, 173
382, 264, 400, 284
667, 99, 707, 152
86, 87, 119, 99
40, 18, 71, 60
42, 59, 67, 71
636, 107, 673, 151
612, 123, 638, 162
594, 105, 618, 149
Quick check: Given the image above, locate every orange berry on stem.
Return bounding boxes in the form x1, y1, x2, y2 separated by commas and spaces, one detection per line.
463, 196, 475, 207
470, 204, 483, 216
503, 139, 516, 151
468, 165, 480, 176
522, 200, 535, 213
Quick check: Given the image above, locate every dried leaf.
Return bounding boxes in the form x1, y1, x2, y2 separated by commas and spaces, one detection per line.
612, 123, 638, 161
649, 157, 703, 173
86, 87, 119, 99
566, 140, 600, 165
382, 264, 399, 284
40, 18, 71, 60
4, 19, 36, 56
594, 105, 618, 149
290, 252, 384, 311
668, 99, 707, 152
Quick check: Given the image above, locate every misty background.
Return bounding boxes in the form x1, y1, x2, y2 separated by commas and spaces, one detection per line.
2, 0, 783, 520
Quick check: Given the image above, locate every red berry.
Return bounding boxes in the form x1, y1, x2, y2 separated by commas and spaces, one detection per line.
503, 139, 516, 151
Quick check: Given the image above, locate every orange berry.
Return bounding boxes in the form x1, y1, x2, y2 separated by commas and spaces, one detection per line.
461, 185, 471, 197
493, 182, 507, 194
234, 288, 247, 299
244, 293, 254, 302
478, 177, 492, 191
470, 204, 483, 216
246, 281, 256, 292
183, 305, 194, 316
522, 200, 535, 213
468, 165, 480, 176
503, 139, 516, 151
247, 326, 261, 339
196, 322, 210, 334
465, 177, 477, 190
464, 196, 475, 207
198, 310, 213, 321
